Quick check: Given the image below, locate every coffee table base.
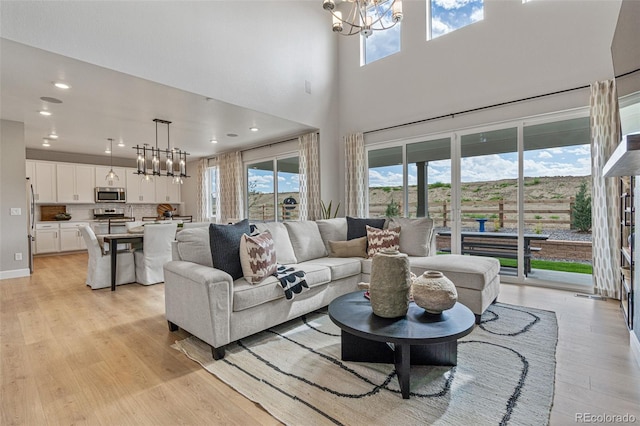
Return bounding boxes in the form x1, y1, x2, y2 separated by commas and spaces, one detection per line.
341, 331, 457, 399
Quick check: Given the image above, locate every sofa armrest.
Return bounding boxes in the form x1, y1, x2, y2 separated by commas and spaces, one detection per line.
164, 260, 234, 348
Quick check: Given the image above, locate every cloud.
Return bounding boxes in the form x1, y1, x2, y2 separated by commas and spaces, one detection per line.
369, 168, 404, 187
434, 0, 473, 10
538, 151, 553, 159
469, 6, 483, 23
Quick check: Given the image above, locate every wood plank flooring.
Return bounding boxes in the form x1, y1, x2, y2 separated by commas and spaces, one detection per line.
1, 253, 639, 425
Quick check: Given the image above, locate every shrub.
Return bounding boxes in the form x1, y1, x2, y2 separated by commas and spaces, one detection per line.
572, 181, 592, 232
385, 199, 400, 217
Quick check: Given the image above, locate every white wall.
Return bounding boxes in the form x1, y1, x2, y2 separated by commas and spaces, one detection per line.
1, 120, 29, 279
1, 0, 342, 207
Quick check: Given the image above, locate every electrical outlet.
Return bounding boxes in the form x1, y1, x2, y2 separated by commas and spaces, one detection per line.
10, 208, 21, 216
14, 253, 22, 261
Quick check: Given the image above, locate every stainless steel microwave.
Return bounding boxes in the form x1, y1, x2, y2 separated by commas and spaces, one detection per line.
95, 187, 126, 203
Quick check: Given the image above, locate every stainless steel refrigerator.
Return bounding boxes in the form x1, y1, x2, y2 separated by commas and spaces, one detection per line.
26, 177, 35, 273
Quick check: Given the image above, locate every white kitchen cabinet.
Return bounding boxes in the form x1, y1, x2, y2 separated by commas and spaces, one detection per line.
155, 176, 181, 203
60, 222, 89, 251
57, 163, 95, 203
125, 168, 156, 203
35, 223, 59, 254
28, 160, 57, 203
95, 166, 127, 188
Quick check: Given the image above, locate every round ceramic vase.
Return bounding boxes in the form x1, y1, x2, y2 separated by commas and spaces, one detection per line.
369, 249, 411, 318
411, 270, 458, 314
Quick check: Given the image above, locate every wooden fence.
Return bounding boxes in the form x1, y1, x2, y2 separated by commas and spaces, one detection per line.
369, 198, 576, 230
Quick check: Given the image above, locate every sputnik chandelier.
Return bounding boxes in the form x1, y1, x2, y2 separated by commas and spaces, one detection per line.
133, 119, 189, 184
322, 0, 403, 37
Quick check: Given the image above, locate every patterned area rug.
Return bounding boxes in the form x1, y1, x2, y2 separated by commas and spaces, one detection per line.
172, 301, 557, 426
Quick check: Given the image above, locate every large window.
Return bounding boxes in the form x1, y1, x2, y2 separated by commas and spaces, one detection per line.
363, 1, 401, 65
246, 156, 299, 222
427, 0, 484, 40
367, 146, 403, 217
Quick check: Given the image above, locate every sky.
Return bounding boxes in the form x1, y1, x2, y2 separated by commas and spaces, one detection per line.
248, 170, 299, 194
369, 144, 592, 188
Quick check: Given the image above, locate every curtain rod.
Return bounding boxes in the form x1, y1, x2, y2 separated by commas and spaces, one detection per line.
364, 67, 640, 135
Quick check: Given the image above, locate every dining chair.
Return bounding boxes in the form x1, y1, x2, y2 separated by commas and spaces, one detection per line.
182, 222, 210, 229
134, 222, 178, 285
172, 215, 193, 222
79, 225, 136, 289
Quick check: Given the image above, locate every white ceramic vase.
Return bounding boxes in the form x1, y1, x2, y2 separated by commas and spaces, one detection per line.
411, 270, 458, 314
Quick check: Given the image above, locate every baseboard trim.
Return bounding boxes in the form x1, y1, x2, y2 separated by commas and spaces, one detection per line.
0, 268, 30, 280
631, 331, 640, 369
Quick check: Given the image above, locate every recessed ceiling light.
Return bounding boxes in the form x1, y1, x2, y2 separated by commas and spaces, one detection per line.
210, 139, 218, 144
48, 133, 59, 139
250, 127, 259, 132
105, 148, 111, 154
39, 110, 52, 116
54, 82, 70, 89
118, 140, 125, 147
42, 138, 50, 147
40, 97, 62, 104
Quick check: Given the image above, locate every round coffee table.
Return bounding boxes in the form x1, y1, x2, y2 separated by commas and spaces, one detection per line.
328, 291, 475, 399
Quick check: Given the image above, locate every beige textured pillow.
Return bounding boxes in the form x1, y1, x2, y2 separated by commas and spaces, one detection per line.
366, 225, 400, 258
328, 237, 367, 258
239, 231, 277, 284
389, 217, 434, 256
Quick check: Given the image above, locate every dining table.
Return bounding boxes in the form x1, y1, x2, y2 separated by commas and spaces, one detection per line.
102, 233, 143, 291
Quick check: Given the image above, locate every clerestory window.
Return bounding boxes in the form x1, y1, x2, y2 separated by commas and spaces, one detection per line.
427, 0, 484, 40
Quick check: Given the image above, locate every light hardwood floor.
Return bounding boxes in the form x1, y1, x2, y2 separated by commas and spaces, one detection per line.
1, 253, 639, 425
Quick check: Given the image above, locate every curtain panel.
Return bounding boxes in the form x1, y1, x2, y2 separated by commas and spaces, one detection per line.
215, 151, 244, 224
194, 158, 208, 222
590, 79, 621, 299
344, 132, 366, 217
298, 132, 321, 221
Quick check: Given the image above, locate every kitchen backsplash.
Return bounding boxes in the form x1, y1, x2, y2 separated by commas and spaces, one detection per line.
36, 203, 182, 222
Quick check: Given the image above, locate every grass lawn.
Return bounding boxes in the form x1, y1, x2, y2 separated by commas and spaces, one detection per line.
499, 258, 593, 274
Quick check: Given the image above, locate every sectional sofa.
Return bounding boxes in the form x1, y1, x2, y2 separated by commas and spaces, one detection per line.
163, 218, 500, 359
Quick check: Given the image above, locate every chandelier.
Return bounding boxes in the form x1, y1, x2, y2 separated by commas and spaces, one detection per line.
133, 119, 189, 184
322, 0, 403, 37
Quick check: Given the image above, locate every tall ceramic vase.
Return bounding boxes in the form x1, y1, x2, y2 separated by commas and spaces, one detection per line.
369, 249, 411, 318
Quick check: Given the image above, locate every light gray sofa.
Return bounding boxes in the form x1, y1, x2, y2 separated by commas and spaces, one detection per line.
164, 218, 500, 359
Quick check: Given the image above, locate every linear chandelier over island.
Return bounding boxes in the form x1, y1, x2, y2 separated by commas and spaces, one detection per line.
133, 118, 189, 184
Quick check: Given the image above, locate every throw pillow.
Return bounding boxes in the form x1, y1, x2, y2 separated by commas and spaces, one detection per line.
177, 227, 213, 267
389, 217, 434, 257
239, 231, 277, 284
346, 216, 386, 240
284, 221, 328, 262
209, 219, 250, 280
316, 218, 348, 252
328, 237, 367, 258
253, 222, 297, 264
366, 225, 401, 258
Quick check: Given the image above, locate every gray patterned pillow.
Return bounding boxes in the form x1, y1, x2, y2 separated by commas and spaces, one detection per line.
209, 219, 250, 280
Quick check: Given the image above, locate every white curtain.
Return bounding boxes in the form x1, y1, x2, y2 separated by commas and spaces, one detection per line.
194, 158, 208, 222
215, 151, 243, 224
590, 79, 621, 299
344, 132, 366, 217
298, 132, 321, 221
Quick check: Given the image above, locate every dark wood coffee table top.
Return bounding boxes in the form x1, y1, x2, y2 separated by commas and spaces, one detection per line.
328, 291, 475, 345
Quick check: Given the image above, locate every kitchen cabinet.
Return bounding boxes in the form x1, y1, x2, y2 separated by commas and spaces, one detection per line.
155, 176, 181, 203
95, 166, 127, 188
35, 223, 59, 254
60, 222, 89, 251
57, 163, 95, 203
125, 168, 156, 203
27, 160, 57, 203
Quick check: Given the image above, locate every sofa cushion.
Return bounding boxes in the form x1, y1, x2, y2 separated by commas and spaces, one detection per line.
284, 221, 328, 262
209, 219, 250, 280
301, 257, 362, 281
232, 263, 331, 311
389, 217, 434, 257
346, 217, 386, 240
176, 227, 213, 267
328, 237, 367, 258
408, 255, 500, 291
254, 222, 297, 264
366, 225, 401, 257
239, 231, 277, 284
316, 218, 348, 251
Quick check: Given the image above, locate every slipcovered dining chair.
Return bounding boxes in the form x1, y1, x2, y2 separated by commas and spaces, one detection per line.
79, 225, 136, 289
134, 222, 178, 285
